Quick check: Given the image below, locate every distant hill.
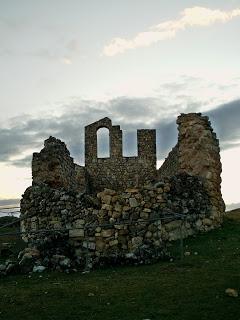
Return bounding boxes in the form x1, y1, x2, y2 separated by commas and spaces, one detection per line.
226, 207, 240, 221
0, 215, 20, 227
0, 198, 20, 207
226, 203, 240, 211
0, 199, 20, 218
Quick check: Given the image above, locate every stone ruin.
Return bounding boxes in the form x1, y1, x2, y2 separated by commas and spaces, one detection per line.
85, 117, 156, 191
19, 113, 225, 272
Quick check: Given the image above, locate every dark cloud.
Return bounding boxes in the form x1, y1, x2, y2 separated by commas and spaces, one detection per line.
0, 127, 41, 162
154, 120, 177, 158
206, 99, 240, 146
0, 97, 240, 169
10, 155, 33, 168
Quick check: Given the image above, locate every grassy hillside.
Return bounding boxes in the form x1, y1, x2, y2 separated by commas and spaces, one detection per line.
0, 213, 240, 320
226, 208, 240, 220
0, 216, 25, 262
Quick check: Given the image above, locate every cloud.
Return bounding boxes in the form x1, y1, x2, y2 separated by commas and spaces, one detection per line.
0, 95, 198, 167
1, 95, 240, 170
30, 39, 80, 64
0, 38, 81, 65
60, 57, 72, 65
10, 155, 33, 168
0, 16, 28, 30
103, 7, 240, 56
206, 99, 240, 147
39, 39, 81, 64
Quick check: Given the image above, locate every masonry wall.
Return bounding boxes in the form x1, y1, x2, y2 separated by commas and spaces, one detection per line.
158, 113, 225, 224
177, 113, 225, 224
85, 117, 157, 192
20, 173, 212, 269
32, 136, 86, 192
158, 145, 179, 179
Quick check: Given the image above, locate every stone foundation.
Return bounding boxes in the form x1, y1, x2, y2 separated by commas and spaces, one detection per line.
20, 173, 214, 269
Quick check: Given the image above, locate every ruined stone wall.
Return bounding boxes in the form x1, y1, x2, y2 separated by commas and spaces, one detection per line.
85, 118, 156, 192
158, 145, 179, 179
32, 137, 86, 192
19, 112, 226, 271
177, 113, 225, 224
75, 164, 88, 193
157, 113, 225, 224
20, 173, 212, 269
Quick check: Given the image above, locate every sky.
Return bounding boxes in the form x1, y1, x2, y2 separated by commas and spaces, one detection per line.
0, 0, 240, 209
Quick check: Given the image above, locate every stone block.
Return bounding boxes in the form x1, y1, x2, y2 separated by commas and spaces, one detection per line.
132, 236, 143, 247
145, 231, 152, 239
102, 204, 112, 211
74, 219, 85, 227
101, 229, 114, 237
140, 211, 149, 219
102, 195, 112, 205
83, 241, 96, 250
126, 188, 139, 193
109, 239, 118, 247
69, 228, 84, 238
165, 220, 182, 231
203, 218, 212, 226
114, 203, 122, 212
96, 239, 105, 251
129, 198, 139, 208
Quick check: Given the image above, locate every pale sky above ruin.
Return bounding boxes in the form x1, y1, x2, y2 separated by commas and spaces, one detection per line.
0, 0, 240, 207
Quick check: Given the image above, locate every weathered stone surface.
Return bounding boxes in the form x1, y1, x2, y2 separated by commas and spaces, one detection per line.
32, 136, 86, 192
33, 265, 46, 273
69, 228, 85, 238
101, 229, 114, 237
132, 236, 143, 247
101, 195, 112, 205
202, 218, 213, 227
109, 239, 118, 247
225, 288, 238, 298
129, 198, 139, 208
19, 171, 217, 270
85, 118, 156, 192
83, 241, 96, 250
165, 221, 182, 231
140, 211, 149, 219
74, 219, 85, 227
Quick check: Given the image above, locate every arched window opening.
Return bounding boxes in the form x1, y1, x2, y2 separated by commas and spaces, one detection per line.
97, 127, 110, 158
122, 130, 137, 157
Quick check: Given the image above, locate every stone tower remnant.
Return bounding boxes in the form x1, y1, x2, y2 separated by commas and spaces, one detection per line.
158, 113, 225, 225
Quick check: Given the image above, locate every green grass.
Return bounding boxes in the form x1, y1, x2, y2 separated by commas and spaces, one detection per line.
0, 217, 25, 262
0, 213, 240, 320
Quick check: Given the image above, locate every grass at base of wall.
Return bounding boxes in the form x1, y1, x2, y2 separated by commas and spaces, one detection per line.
0, 212, 240, 320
